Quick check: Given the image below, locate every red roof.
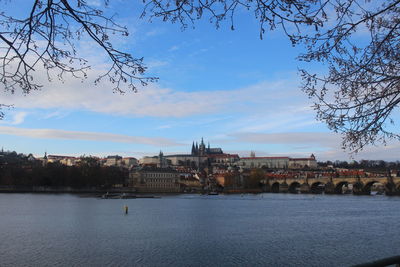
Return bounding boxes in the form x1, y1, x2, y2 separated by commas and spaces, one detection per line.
241, 157, 289, 160
208, 154, 239, 158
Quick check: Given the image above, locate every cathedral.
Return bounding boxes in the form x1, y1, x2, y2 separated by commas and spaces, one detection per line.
140, 138, 235, 169
191, 138, 223, 156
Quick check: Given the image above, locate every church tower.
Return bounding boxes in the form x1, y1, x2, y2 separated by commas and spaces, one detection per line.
191, 142, 196, 155
199, 138, 206, 156
159, 150, 164, 168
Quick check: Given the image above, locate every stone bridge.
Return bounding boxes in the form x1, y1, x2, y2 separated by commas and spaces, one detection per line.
262, 176, 400, 195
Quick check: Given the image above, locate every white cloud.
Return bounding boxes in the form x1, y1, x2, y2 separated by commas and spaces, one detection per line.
156, 125, 172, 129
0, 126, 182, 146
11, 112, 27, 125
2, 71, 311, 119
0, 111, 28, 125
147, 60, 169, 69
168, 45, 179, 51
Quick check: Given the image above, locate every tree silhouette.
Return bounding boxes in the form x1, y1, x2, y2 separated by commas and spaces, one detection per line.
2, 0, 400, 152
0, 0, 156, 99
142, 0, 400, 152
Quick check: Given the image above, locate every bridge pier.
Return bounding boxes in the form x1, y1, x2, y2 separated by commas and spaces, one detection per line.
352, 182, 365, 195
324, 182, 335, 194
385, 182, 399, 196
300, 183, 310, 194
279, 183, 288, 193
263, 183, 271, 193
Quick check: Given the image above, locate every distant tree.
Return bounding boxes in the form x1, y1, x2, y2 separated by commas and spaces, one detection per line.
223, 171, 240, 188
245, 168, 264, 189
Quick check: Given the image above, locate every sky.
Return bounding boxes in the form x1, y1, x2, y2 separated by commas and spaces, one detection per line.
1, 0, 399, 161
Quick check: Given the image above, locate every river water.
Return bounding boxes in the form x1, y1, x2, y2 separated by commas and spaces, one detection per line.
1, 193, 399, 266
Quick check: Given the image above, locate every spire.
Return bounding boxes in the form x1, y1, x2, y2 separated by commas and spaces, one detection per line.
191, 142, 195, 155
159, 150, 164, 168
201, 137, 204, 145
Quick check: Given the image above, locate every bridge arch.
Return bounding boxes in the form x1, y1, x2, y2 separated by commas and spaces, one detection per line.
362, 181, 381, 195
289, 182, 301, 194
311, 182, 324, 194
334, 181, 349, 194
271, 182, 280, 193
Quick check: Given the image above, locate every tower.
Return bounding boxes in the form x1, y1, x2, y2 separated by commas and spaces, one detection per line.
191, 142, 196, 155
199, 138, 206, 156
159, 150, 164, 168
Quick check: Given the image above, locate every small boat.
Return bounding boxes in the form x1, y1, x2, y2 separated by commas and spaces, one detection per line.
120, 193, 137, 199
208, 191, 219, 195
101, 192, 120, 199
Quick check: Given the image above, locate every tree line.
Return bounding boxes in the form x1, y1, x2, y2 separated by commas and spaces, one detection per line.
0, 151, 128, 188
318, 160, 400, 173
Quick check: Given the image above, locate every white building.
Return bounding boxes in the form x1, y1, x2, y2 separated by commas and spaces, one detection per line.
238, 157, 290, 169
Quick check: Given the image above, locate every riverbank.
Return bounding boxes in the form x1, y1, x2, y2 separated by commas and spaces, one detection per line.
0, 186, 136, 194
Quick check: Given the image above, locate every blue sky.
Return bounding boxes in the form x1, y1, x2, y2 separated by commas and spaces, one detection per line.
1, 0, 399, 161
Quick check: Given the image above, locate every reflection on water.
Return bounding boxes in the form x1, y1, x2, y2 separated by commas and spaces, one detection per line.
1, 193, 399, 266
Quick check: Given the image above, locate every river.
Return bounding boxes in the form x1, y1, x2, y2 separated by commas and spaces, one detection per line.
1, 193, 399, 266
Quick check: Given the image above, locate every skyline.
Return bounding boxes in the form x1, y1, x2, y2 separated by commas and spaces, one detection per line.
1, 1, 400, 161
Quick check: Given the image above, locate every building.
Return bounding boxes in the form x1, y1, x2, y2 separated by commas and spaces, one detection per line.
140, 138, 225, 169
208, 153, 240, 165
238, 156, 290, 169
104, 155, 122, 167
139, 156, 159, 166
129, 167, 181, 192
45, 154, 80, 166
121, 157, 138, 168
238, 154, 317, 169
288, 154, 318, 169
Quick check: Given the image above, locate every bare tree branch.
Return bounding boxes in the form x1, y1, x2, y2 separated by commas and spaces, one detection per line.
0, 0, 156, 98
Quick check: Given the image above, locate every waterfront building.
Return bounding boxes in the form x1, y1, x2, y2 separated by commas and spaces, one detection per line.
129, 167, 180, 192
179, 174, 202, 192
